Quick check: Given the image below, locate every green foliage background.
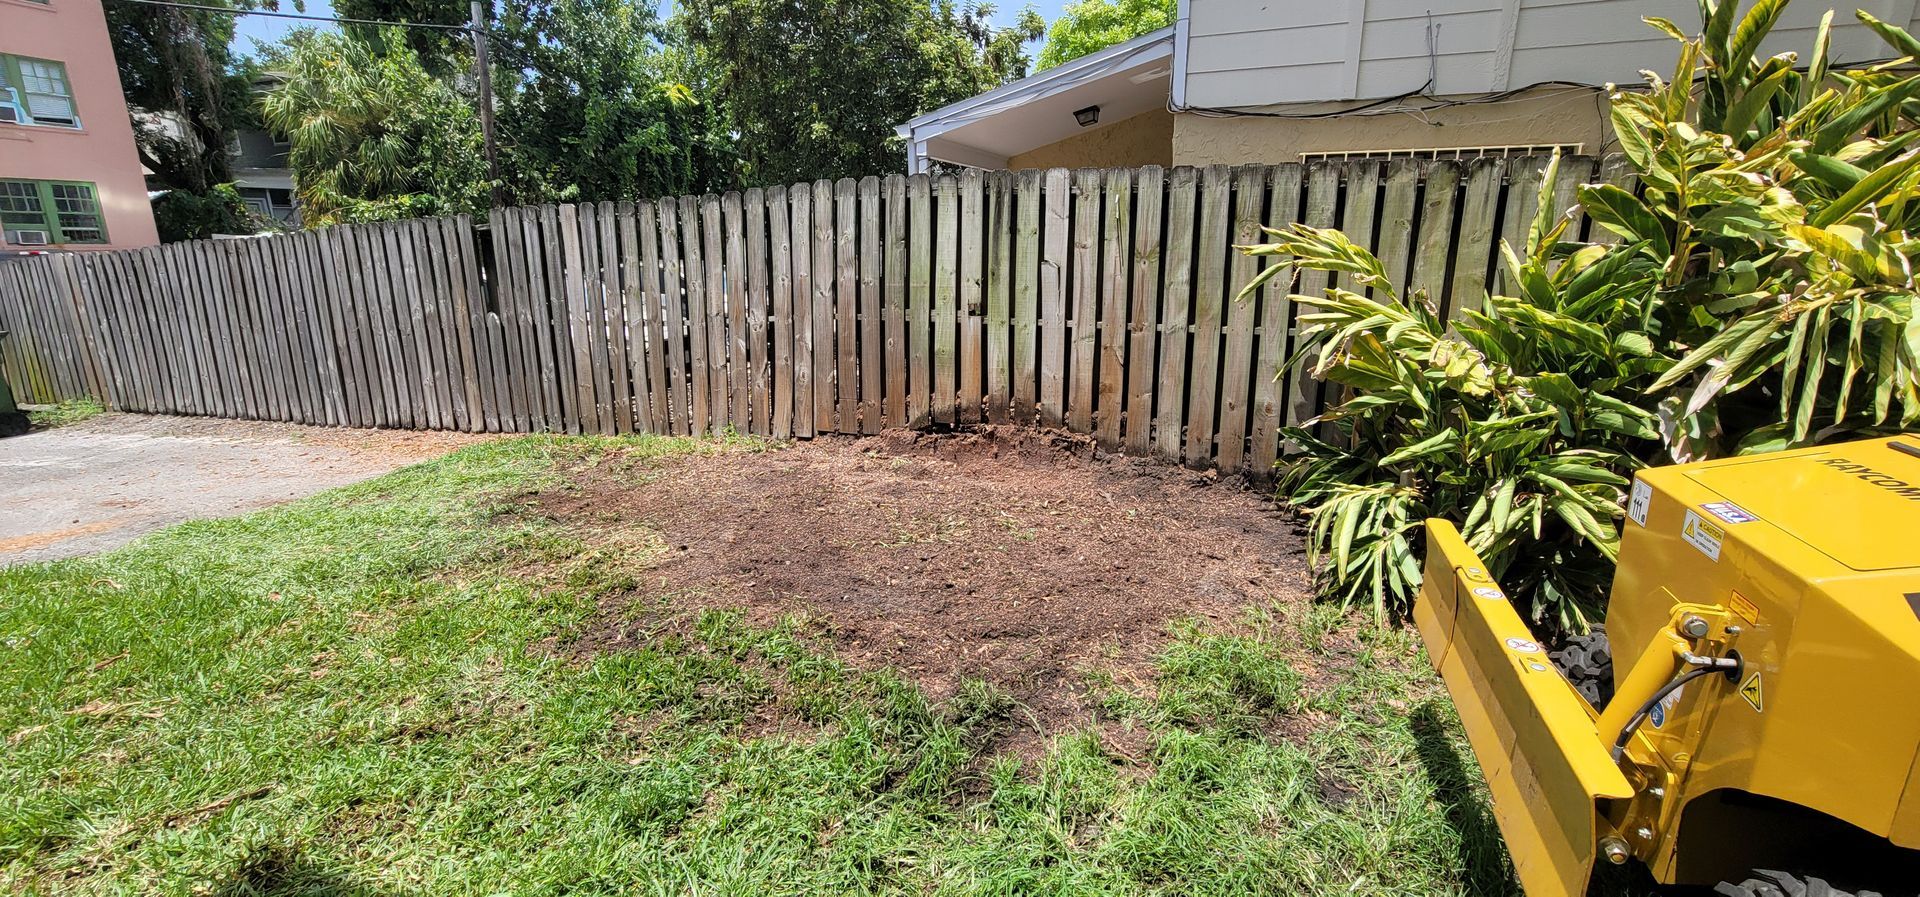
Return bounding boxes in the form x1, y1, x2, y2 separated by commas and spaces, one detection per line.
212, 0, 1046, 218
1035, 0, 1173, 71
260, 29, 490, 225
1243, 0, 1920, 630
676, 0, 1041, 187
151, 184, 264, 243
107, 0, 258, 195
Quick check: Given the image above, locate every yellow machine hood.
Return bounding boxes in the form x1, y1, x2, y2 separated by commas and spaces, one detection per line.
1681, 436, 1920, 572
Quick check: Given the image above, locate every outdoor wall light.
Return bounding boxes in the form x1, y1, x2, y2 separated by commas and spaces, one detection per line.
1073, 105, 1100, 127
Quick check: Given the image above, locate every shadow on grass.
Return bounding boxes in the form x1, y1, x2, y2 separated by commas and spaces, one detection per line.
1411, 701, 1664, 897
211, 847, 389, 897
1411, 701, 1520, 896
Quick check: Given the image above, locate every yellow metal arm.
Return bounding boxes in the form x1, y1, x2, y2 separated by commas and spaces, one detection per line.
1412, 520, 1635, 897
1595, 629, 1690, 749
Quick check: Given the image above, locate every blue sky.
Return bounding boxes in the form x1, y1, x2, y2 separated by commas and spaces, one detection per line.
230, 0, 1068, 56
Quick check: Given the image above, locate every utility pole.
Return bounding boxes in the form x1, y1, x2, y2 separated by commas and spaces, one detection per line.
470, 0, 505, 208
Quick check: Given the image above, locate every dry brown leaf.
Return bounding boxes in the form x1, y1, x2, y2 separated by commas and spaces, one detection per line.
89, 651, 130, 673
163, 785, 275, 828
66, 698, 176, 719
7, 723, 50, 745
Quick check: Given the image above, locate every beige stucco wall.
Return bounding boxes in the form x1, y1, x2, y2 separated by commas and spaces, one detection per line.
1008, 107, 1174, 171
1172, 88, 1611, 167
1, 0, 159, 251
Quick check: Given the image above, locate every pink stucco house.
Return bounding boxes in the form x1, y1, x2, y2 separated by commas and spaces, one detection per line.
1, 0, 158, 252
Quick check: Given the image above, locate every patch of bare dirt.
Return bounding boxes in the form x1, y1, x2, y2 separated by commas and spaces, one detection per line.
532, 425, 1312, 754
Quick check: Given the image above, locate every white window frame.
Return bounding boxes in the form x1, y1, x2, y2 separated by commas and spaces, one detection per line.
0, 54, 80, 129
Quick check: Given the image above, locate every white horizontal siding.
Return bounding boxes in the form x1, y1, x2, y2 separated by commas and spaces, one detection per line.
1186, 22, 1347, 74
1356, 52, 1497, 97
1178, 0, 1920, 109
1187, 64, 1351, 107
1505, 42, 1672, 85
1516, 0, 1691, 48
1184, 0, 1498, 107
1367, 0, 1500, 23
1190, 0, 1345, 36
1362, 9, 1503, 60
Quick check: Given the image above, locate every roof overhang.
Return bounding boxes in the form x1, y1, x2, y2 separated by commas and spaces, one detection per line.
896, 26, 1175, 172
232, 169, 294, 191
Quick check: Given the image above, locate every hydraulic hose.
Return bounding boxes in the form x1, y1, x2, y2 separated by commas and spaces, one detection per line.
1608, 661, 1735, 762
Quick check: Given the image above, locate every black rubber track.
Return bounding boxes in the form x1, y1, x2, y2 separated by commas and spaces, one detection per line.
1713, 869, 1885, 897
1550, 624, 1613, 709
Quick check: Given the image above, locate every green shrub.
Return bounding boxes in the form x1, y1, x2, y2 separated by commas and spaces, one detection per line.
1240, 0, 1920, 629
151, 184, 259, 242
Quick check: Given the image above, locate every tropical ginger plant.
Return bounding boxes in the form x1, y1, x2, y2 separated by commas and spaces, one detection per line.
1241, 0, 1920, 628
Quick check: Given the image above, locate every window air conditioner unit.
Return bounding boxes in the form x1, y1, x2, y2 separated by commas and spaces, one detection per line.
0, 105, 18, 124
10, 230, 50, 246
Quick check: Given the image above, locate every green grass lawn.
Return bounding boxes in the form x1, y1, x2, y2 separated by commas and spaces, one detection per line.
0, 435, 1512, 896
24, 397, 105, 430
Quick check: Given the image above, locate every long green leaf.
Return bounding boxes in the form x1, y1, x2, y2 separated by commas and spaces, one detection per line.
1580, 185, 1672, 256
1809, 150, 1920, 226
1380, 428, 1457, 466
1729, 0, 1787, 68
1650, 313, 1772, 391
1791, 150, 1869, 193
1858, 10, 1920, 60
1813, 74, 1920, 153
1807, 10, 1834, 103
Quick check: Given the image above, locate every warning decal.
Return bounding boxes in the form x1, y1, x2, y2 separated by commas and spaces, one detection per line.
1628, 480, 1652, 527
1682, 510, 1726, 561
1729, 591, 1759, 623
1739, 672, 1764, 712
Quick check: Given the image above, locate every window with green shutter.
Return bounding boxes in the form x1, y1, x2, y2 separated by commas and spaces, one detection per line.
1, 180, 107, 245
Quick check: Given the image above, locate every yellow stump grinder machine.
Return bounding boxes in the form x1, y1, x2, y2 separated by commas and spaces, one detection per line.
1416, 435, 1920, 897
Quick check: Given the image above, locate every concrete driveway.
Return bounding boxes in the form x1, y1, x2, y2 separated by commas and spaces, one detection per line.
1, 414, 489, 566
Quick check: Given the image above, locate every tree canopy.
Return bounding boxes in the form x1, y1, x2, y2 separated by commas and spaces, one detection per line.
675, 0, 1041, 187
492, 0, 729, 201
219, 0, 1044, 222
330, 0, 472, 66
260, 29, 488, 224
1034, 0, 1171, 71
106, 0, 253, 193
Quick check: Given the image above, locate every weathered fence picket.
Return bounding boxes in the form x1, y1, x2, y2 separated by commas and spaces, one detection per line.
0, 156, 1610, 477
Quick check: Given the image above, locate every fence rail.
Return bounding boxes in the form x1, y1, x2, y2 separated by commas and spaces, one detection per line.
0, 156, 1625, 475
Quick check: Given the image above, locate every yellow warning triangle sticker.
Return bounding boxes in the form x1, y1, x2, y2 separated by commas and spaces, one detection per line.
1739, 672, 1764, 712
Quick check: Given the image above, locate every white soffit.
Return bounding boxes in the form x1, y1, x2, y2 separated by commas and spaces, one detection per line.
898, 26, 1176, 167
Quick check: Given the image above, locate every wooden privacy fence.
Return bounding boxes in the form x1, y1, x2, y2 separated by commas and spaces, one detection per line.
0, 155, 1626, 475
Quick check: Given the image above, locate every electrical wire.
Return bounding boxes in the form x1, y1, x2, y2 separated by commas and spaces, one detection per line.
1180, 80, 1614, 120
1176, 53, 1919, 123
104, 0, 475, 32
